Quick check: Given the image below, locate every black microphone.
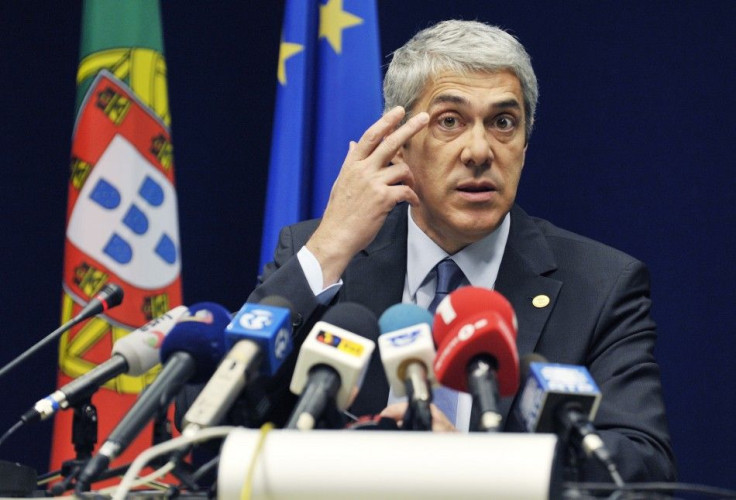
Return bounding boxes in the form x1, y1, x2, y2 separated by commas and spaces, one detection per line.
286, 303, 378, 430
75, 302, 230, 491
0, 283, 125, 380
72, 283, 125, 324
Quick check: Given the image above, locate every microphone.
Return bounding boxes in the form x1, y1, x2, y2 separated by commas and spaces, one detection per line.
286, 303, 377, 431
181, 296, 294, 434
432, 286, 519, 432
377, 303, 436, 430
22, 305, 188, 423
75, 302, 230, 491
71, 283, 125, 324
0, 283, 124, 380
515, 354, 622, 483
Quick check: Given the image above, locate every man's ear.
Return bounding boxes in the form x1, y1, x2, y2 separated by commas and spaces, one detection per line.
391, 145, 405, 165
521, 142, 528, 171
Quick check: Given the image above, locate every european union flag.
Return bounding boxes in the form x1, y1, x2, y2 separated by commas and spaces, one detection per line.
259, 0, 382, 272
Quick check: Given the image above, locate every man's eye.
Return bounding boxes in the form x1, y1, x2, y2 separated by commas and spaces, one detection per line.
495, 115, 516, 130
439, 116, 459, 129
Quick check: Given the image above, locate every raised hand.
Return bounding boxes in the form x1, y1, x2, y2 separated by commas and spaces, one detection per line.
306, 106, 429, 286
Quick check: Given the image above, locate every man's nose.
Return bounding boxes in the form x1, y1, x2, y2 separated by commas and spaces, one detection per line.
460, 123, 493, 169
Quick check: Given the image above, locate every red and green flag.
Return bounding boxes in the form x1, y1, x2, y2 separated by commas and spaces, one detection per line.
53, 0, 182, 477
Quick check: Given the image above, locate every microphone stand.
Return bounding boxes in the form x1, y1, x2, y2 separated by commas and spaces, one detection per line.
403, 364, 432, 431
150, 406, 200, 493
48, 396, 98, 495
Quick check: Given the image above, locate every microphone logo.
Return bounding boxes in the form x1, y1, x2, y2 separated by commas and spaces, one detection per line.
457, 318, 489, 341
540, 365, 598, 393
316, 330, 365, 357
179, 309, 215, 324
385, 328, 423, 347
239, 308, 275, 330
274, 328, 290, 360
143, 330, 167, 349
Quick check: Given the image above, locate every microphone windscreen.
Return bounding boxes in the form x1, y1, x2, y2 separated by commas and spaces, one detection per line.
112, 305, 188, 375
378, 303, 433, 334
259, 295, 294, 310
432, 286, 517, 347
259, 295, 298, 325
160, 302, 230, 383
321, 303, 380, 342
434, 311, 519, 396
520, 353, 548, 381
377, 303, 437, 396
101, 283, 125, 309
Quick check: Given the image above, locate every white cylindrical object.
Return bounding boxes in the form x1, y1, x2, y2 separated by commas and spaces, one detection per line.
218, 429, 559, 500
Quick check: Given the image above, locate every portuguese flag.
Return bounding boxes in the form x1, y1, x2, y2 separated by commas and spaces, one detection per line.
52, 0, 182, 482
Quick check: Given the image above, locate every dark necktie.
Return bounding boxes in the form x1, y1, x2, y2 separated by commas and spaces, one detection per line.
427, 258, 465, 424
428, 258, 466, 314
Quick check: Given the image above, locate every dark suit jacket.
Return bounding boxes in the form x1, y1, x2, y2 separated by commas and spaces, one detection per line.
248, 203, 676, 482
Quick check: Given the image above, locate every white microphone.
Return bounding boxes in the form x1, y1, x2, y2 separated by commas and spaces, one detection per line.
286, 303, 377, 430
22, 305, 188, 423
75, 302, 231, 491
377, 303, 436, 430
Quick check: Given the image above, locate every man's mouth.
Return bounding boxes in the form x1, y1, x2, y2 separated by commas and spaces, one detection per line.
457, 182, 495, 193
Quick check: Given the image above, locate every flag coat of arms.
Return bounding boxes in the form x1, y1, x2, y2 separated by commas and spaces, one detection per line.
52, 0, 182, 476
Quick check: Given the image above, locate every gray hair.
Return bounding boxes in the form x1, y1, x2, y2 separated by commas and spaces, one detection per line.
383, 20, 539, 139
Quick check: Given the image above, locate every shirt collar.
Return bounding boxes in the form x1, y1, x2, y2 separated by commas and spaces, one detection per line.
406, 207, 510, 299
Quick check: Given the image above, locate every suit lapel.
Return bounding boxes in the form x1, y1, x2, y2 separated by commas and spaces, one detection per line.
495, 205, 562, 424
342, 205, 408, 316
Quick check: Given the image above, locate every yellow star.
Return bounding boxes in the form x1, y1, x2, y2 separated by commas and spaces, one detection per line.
319, 0, 363, 54
277, 39, 304, 85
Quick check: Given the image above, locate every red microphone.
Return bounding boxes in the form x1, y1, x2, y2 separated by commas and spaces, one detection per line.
432, 285, 517, 348
432, 286, 519, 432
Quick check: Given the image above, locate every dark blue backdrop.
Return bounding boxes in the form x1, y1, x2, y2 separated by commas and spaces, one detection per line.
1, 0, 734, 492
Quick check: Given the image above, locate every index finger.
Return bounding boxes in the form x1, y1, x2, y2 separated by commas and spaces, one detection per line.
350, 107, 428, 163
373, 111, 429, 163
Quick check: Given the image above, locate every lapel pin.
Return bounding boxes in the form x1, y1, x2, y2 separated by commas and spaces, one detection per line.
532, 294, 550, 308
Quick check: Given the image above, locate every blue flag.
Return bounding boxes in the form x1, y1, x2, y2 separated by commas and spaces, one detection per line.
259, 0, 382, 272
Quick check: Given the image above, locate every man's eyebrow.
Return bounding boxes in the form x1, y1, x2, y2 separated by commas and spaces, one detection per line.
428, 94, 469, 108
493, 99, 522, 111
427, 94, 522, 112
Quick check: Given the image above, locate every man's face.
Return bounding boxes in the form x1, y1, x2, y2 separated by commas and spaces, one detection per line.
395, 70, 528, 254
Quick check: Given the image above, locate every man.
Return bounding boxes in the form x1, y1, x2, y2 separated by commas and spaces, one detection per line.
249, 19, 676, 482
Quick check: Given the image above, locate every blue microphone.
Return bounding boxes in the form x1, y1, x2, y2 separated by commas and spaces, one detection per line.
181, 296, 294, 433
76, 302, 230, 491
377, 303, 436, 430
516, 356, 602, 434
517, 355, 623, 484
225, 296, 294, 376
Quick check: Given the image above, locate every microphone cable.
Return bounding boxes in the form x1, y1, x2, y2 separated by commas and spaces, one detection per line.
566, 481, 736, 499
110, 425, 238, 500
0, 420, 24, 450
